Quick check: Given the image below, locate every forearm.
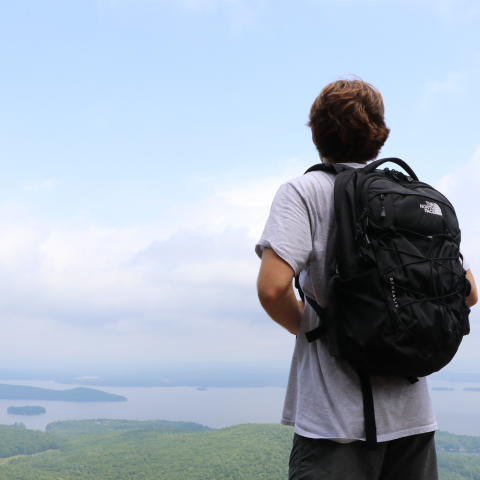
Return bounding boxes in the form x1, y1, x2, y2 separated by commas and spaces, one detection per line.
257, 247, 303, 335
466, 269, 478, 307
258, 284, 302, 335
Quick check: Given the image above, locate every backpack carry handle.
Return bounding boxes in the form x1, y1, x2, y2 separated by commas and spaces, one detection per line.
362, 157, 419, 181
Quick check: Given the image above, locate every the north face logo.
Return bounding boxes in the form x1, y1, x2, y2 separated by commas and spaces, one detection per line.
420, 201, 442, 216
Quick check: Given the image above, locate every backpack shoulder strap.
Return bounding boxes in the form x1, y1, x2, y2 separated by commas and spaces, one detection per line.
304, 164, 357, 219
295, 162, 354, 305
304, 163, 353, 175
295, 163, 355, 343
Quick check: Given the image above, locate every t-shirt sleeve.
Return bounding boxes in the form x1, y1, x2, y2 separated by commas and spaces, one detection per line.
458, 247, 470, 271
255, 182, 312, 276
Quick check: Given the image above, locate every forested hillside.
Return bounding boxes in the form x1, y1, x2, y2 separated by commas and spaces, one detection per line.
0, 421, 479, 479
436, 430, 480, 452
0, 425, 59, 459
0, 421, 292, 479
46, 418, 213, 434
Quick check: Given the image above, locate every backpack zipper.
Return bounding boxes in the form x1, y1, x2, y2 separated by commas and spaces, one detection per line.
380, 194, 386, 218
364, 211, 371, 245
385, 168, 400, 183
356, 208, 371, 250
364, 177, 455, 215
369, 190, 452, 208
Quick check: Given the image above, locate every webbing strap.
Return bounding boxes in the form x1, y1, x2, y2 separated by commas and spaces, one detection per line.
324, 275, 340, 356
356, 369, 377, 451
294, 278, 326, 342
305, 325, 327, 343
303, 296, 327, 343
305, 295, 325, 316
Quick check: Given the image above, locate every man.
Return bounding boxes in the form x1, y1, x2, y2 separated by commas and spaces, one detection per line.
256, 78, 478, 479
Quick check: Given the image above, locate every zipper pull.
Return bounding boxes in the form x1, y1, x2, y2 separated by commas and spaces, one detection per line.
385, 167, 400, 183
364, 212, 371, 246
380, 194, 386, 218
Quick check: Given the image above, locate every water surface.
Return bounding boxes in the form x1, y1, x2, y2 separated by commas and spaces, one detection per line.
0, 380, 285, 430
0, 378, 479, 436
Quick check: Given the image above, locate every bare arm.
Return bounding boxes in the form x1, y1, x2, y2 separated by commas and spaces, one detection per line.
467, 269, 478, 307
257, 247, 303, 335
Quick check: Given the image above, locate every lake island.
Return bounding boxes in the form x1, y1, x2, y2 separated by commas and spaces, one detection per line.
7, 406, 46, 415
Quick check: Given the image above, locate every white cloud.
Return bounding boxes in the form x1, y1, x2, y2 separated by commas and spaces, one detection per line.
22, 179, 56, 193
436, 146, 480, 265
164, 0, 267, 28
8, 150, 480, 366
153, 0, 480, 25
420, 71, 466, 108
168, 0, 262, 9
436, 146, 480, 362
0, 166, 300, 366
437, 0, 479, 19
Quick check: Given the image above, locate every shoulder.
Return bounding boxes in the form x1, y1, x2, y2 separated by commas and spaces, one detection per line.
279, 170, 336, 200
282, 163, 366, 197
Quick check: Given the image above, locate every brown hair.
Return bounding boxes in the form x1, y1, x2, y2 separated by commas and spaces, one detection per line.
307, 78, 390, 163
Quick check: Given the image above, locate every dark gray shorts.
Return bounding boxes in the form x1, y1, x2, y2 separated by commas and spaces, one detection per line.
289, 431, 438, 480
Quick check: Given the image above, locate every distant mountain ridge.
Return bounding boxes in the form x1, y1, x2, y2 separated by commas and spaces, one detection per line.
0, 384, 126, 402
0, 363, 290, 388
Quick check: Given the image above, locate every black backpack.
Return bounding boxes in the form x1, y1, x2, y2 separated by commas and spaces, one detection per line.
295, 157, 470, 450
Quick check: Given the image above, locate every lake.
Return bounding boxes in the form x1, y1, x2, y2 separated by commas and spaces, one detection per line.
0, 378, 480, 436
0, 380, 285, 431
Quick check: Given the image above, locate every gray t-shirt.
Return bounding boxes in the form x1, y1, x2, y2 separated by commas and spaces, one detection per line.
256, 163, 447, 443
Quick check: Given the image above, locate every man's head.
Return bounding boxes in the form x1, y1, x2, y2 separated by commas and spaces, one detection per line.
307, 78, 390, 164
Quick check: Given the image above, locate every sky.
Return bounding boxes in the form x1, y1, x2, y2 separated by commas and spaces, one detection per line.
0, 0, 479, 370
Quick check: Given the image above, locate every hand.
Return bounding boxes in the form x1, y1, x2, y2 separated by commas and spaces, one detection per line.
298, 300, 305, 313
